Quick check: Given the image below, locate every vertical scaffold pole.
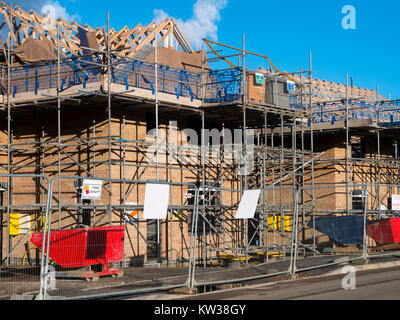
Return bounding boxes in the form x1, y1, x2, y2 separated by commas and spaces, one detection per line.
280, 113, 284, 258
309, 52, 316, 253
262, 111, 267, 257
242, 34, 249, 263
362, 185, 368, 260
300, 67, 305, 244
376, 84, 381, 217
57, 22, 62, 230
201, 111, 206, 267
123, 115, 127, 266
154, 32, 161, 267
6, 1, 13, 266
107, 11, 112, 225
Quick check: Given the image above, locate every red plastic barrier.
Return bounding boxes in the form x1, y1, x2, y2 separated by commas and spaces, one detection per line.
367, 218, 400, 245
30, 225, 125, 269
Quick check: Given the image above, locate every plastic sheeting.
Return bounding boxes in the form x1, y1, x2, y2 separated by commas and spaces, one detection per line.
14, 38, 57, 64
309, 215, 364, 246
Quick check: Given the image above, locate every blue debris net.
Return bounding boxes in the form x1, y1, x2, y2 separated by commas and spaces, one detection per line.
308, 215, 364, 246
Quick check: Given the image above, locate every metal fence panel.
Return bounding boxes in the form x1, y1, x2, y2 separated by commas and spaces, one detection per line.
0, 174, 49, 301
186, 184, 297, 288
39, 175, 198, 300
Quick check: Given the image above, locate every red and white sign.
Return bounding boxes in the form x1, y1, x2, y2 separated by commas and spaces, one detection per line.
81, 179, 103, 200
392, 195, 400, 211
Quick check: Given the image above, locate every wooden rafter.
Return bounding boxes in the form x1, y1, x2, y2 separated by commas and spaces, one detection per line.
171, 19, 193, 53
0, 1, 194, 59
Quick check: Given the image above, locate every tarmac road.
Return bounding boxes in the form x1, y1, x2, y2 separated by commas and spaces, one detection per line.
176, 266, 400, 300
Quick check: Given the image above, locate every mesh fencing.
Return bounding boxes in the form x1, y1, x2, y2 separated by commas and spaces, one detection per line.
2, 55, 102, 96
39, 175, 199, 299
2, 175, 400, 300
112, 58, 202, 100
186, 185, 298, 288
0, 174, 49, 300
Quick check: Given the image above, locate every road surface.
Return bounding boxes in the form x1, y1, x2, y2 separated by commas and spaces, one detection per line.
176, 266, 400, 300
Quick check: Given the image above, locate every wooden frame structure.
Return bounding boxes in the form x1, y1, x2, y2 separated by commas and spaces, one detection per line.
1, 1, 399, 273
0, 1, 193, 57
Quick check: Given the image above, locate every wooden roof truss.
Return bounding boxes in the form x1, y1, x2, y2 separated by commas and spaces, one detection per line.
0, 1, 193, 58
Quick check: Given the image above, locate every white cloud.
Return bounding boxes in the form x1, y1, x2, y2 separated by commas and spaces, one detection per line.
2, 0, 79, 22
1, 0, 79, 40
154, 0, 228, 50
154, 9, 169, 24
41, 1, 79, 22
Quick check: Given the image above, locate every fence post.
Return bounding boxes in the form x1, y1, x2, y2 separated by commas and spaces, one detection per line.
289, 188, 301, 276
187, 186, 200, 289
39, 176, 55, 300
0, 174, 50, 300
362, 185, 369, 260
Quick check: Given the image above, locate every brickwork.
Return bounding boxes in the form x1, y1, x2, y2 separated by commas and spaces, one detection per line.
0, 105, 243, 264
1, 94, 398, 264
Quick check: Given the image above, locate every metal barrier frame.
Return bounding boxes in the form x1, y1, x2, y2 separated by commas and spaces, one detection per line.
2, 175, 398, 299
289, 182, 400, 276
39, 175, 199, 300
186, 184, 298, 289
0, 173, 50, 300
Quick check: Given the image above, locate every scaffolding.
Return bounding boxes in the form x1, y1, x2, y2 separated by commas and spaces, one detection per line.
0, 2, 321, 269
1, 2, 399, 276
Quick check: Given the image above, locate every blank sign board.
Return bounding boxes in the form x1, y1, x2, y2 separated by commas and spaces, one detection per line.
143, 184, 170, 220
392, 195, 400, 211
235, 190, 261, 219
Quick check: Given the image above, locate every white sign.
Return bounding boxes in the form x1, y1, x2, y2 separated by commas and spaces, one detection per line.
143, 184, 170, 220
235, 189, 261, 219
392, 195, 400, 211
287, 80, 295, 93
255, 73, 265, 85
81, 179, 103, 200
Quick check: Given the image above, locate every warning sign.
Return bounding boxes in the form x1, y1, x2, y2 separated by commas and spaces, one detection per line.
124, 202, 139, 223
9, 213, 31, 236
81, 179, 103, 200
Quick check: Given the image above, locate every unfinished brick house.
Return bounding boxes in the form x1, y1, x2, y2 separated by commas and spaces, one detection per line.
0, 3, 398, 268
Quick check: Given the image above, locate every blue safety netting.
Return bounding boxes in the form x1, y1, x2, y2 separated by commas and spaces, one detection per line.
1, 55, 102, 96
312, 100, 400, 126
111, 58, 202, 101
203, 68, 242, 103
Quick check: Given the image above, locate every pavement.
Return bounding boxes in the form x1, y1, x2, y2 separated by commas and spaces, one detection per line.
126, 254, 400, 300
2, 253, 400, 300
172, 265, 400, 300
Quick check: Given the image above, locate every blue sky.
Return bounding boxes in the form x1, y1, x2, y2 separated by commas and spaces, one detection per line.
10, 0, 400, 98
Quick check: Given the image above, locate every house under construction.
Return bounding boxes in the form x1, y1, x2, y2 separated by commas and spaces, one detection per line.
0, 2, 399, 269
